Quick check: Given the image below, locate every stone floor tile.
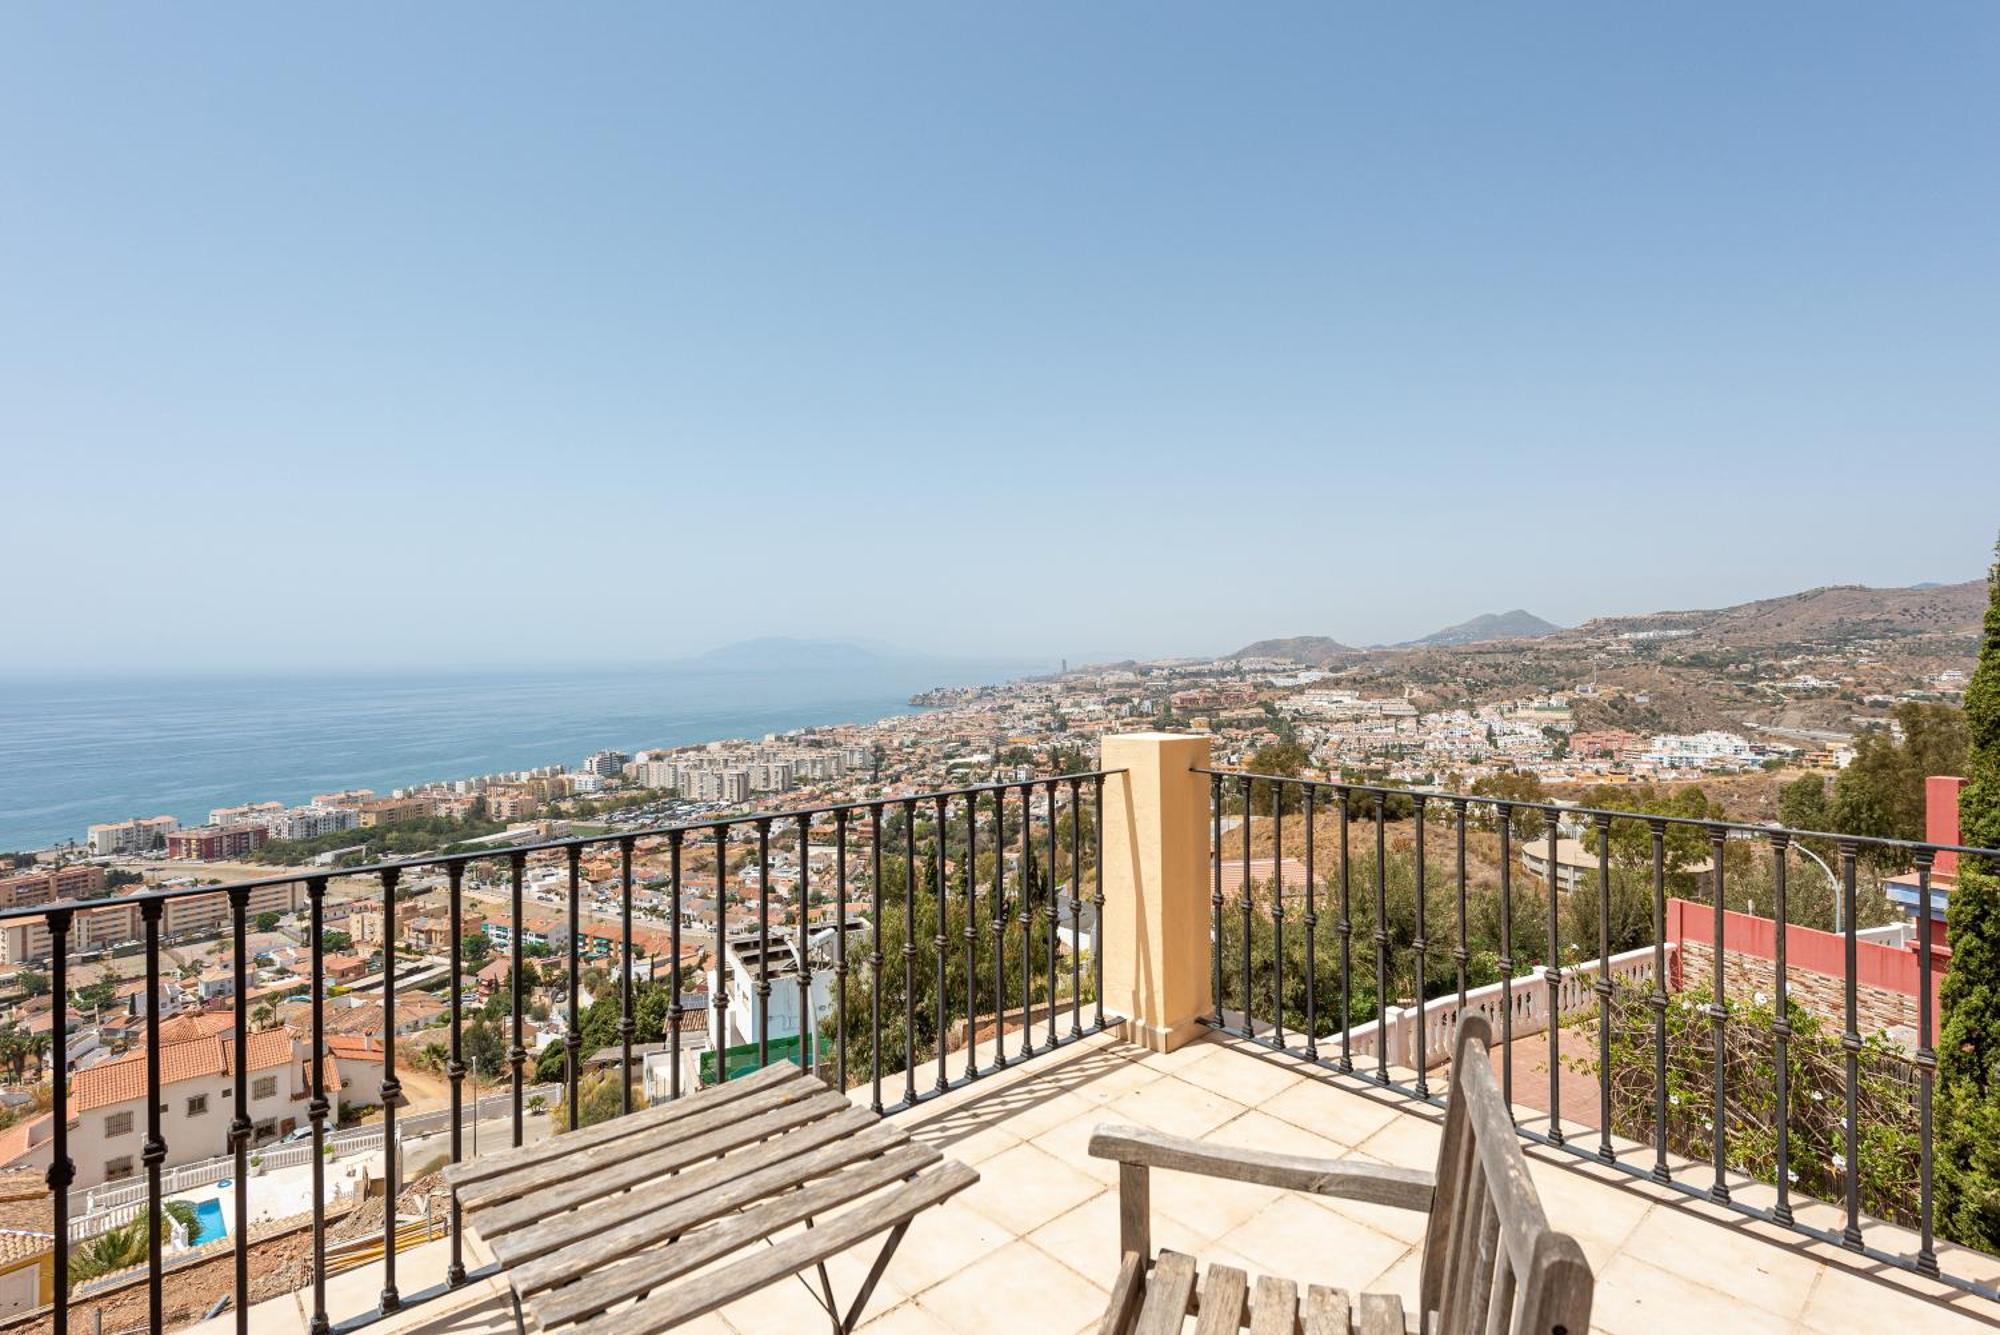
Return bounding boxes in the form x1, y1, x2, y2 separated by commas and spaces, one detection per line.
914, 1239, 1108, 1334
1210, 1193, 1409, 1298
1797, 1263, 2000, 1334
1172, 1042, 1305, 1105
1101, 1075, 1245, 1140
871, 1196, 1019, 1297
1261, 1073, 1406, 1145
1611, 1205, 1822, 1323
956, 1140, 1107, 1237
1590, 1254, 1794, 1335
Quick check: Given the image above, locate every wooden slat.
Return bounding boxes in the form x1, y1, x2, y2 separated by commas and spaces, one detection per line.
509, 1123, 928, 1294
1248, 1274, 1297, 1335
1091, 1125, 1434, 1212
562, 1161, 979, 1335
531, 1150, 956, 1328
1099, 1250, 1148, 1335
458, 1077, 830, 1213
1356, 1292, 1404, 1335
1134, 1251, 1198, 1335
1302, 1285, 1352, 1335
445, 1061, 799, 1190
494, 1108, 894, 1271
467, 1088, 852, 1235
1193, 1262, 1248, 1335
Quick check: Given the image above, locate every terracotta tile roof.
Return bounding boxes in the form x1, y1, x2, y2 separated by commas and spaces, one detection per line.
0, 1118, 50, 1171
69, 1026, 297, 1115
0, 1228, 50, 1266
325, 1035, 383, 1062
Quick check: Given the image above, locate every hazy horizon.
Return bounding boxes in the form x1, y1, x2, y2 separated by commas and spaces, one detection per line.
6, 5, 1998, 673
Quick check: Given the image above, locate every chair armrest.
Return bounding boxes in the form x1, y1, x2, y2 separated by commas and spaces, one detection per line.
1088, 1124, 1435, 1212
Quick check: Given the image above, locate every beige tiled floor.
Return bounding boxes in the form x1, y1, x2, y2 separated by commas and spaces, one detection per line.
242, 1030, 2000, 1335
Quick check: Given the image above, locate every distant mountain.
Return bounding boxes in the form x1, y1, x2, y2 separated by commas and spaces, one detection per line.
1229, 635, 1355, 665
1397, 609, 1562, 648
1571, 580, 1986, 650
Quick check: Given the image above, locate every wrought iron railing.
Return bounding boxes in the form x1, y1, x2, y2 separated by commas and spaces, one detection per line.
1194, 766, 2000, 1302
8, 769, 1116, 1333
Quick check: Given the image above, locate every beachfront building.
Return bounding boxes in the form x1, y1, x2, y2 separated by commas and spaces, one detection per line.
0, 883, 305, 964
84, 814, 180, 856
165, 824, 269, 861
0, 866, 104, 910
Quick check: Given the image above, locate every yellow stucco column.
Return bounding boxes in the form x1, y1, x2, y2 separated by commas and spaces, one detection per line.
1098, 732, 1214, 1052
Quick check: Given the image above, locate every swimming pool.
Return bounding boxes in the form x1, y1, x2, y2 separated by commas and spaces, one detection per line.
190, 1197, 227, 1246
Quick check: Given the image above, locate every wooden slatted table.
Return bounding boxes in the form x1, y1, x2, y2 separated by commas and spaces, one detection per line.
445, 1062, 977, 1332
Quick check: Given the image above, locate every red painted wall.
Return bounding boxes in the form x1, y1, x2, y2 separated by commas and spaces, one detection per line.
1663, 898, 1945, 1018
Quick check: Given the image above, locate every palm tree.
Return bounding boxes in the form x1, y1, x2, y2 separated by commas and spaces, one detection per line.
69, 1202, 200, 1285
251, 1002, 277, 1031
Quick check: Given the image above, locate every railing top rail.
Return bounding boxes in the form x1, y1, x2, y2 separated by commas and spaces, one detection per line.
1191, 764, 2000, 861
0, 768, 1124, 925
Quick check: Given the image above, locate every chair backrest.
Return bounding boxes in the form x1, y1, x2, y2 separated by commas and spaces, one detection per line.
1416, 1016, 1593, 1335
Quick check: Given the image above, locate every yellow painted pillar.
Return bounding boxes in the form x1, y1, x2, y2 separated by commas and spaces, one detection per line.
1098, 732, 1214, 1052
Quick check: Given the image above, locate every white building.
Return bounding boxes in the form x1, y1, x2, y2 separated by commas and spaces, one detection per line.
85, 815, 181, 856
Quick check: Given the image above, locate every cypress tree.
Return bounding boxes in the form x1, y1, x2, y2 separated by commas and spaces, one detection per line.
1937, 536, 2000, 1248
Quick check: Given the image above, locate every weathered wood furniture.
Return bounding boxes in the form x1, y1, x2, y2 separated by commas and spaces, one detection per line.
1088, 1016, 1592, 1335
445, 1061, 976, 1332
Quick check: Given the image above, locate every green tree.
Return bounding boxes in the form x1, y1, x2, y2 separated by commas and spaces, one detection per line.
254, 911, 281, 932
1777, 771, 1831, 835
69, 1203, 199, 1284
1938, 537, 2000, 1250
1832, 701, 1970, 866
1244, 741, 1309, 815
461, 931, 492, 968
14, 968, 48, 997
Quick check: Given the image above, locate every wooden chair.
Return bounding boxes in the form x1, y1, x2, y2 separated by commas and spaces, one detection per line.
1088, 1016, 1592, 1335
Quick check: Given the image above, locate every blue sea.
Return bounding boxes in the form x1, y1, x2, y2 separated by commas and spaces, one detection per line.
0, 657, 1035, 851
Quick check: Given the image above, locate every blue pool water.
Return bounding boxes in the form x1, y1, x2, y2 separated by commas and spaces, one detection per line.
190, 1198, 227, 1245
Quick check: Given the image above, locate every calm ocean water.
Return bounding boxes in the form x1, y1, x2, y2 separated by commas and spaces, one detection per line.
0, 659, 1031, 851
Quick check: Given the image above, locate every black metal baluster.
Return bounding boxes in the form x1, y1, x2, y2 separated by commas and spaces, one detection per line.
307, 877, 330, 1335
1545, 813, 1563, 1145
903, 799, 918, 1106
1068, 777, 1083, 1039
565, 845, 582, 1130
1373, 791, 1388, 1084
1338, 789, 1353, 1074
1497, 808, 1514, 1114
992, 791, 1008, 1068
1708, 827, 1729, 1202
965, 794, 979, 1079
1211, 773, 1224, 1029
447, 863, 467, 1286
47, 907, 72, 1335
142, 898, 164, 1335
933, 794, 949, 1094
1019, 784, 1033, 1060
1241, 777, 1254, 1040
380, 866, 401, 1312
669, 832, 686, 1100
1046, 779, 1060, 1050
1839, 842, 1862, 1248
869, 805, 884, 1113
1454, 799, 1469, 1009
1093, 772, 1107, 1032
1649, 821, 1670, 1184
834, 812, 849, 1090
509, 850, 526, 1145
1304, 784, 1318, 1062
1595, 813, 1614, 1163
1413, 794, 1429, 1097
1771, 831, 1793, 1222
1916, 850, 1939, 1277
715, 826, 730, 1081
229, 886, 251, 1333
757, 818, 773, 1069
798, 815, 814, 1079
1272, 786, 1286, 1049
619, 837, 635, 1116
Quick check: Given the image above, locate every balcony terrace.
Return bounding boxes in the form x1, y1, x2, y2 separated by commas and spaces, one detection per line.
10, 732, 2000, 1334
195, 1028, 2000, 1334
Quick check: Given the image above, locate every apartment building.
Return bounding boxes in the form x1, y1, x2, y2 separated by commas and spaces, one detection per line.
0, 882, 305, 964
485, 788, 540, 821
209, 801, 286, 829
356, 797, 426, 828
84, 815, 180, 856
582, 750, 630, 779
166, 825, 269, 861
266, 804, 360, 842
0, 865, 105, 909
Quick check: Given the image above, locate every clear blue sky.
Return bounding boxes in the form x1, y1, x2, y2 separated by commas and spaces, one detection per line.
4, 5, 1996, 672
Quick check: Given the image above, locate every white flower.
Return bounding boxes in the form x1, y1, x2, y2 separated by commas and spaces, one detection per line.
1754, 991, 1769, 1006
1669, 1093, 1681, 1106
1810, 1090, 1824, 1102
1787, 1171, 1798, 1183
1832, 1154, 1847, 1170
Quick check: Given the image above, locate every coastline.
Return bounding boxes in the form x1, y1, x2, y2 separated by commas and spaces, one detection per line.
1, 660, 1031, 854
